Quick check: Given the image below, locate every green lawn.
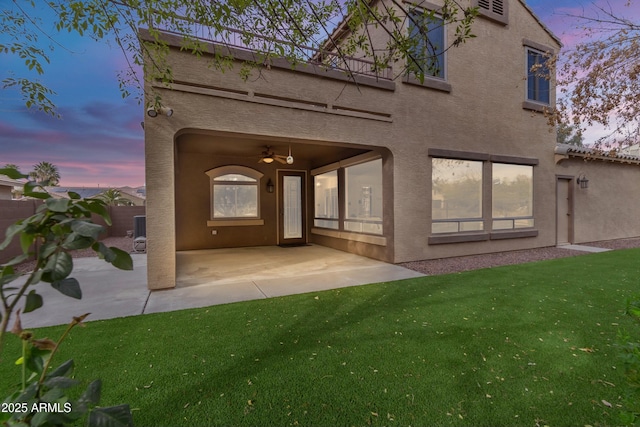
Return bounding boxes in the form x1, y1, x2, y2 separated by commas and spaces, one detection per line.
2, 249, 640, 426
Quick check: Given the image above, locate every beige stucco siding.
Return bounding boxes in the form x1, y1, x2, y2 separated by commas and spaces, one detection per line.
143, 1, 562, 289
556, 158, 640, 243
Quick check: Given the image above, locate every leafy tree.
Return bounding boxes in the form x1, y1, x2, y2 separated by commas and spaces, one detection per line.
29, 161, 61, 186
1, 0, 478, 115
0, 166, 135, 426
551, 2, 640, 149
95, 188, 134, 206
556, 123, 584, 146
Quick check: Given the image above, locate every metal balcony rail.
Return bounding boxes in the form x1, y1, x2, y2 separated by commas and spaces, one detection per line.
150, 16, 393, 81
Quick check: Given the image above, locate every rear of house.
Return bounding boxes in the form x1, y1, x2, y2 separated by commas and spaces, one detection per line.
142, 0, 562, 289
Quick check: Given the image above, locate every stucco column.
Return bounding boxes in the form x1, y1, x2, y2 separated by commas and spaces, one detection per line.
144, 118, 176, 290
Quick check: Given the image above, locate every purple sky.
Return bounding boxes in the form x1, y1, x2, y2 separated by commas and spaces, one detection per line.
1, 1, 636, 187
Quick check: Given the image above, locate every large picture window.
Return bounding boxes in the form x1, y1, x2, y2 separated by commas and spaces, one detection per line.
312, 156, 383, 236
345, 159, 383, 235
314, 170, 339, 229
430, 153, 537, 237
492, 163, 534, 229
432, 158, 483, 233
206, 166, 263, 220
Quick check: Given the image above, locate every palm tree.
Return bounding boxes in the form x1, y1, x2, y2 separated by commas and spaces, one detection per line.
95, 188, 134, 206
29, 161, 61, 186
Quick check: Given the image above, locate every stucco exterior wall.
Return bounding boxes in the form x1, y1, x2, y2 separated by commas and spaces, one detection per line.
143, 0, 562, 289
556, 157, 640, 243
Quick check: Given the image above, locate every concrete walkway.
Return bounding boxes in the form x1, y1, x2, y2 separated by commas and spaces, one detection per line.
556, 244, 612, 253
14, 245, 424, 329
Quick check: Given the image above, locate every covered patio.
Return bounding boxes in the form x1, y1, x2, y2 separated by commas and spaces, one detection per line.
144, 244, 424, 312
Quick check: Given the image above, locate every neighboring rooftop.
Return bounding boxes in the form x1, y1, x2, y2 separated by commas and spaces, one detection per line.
555, 143, 640, 165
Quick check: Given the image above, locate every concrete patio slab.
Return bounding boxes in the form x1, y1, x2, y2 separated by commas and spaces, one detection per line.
10, 245, 425, 328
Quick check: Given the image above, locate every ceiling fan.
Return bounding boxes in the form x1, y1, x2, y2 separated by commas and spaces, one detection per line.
259, 145, 294, 165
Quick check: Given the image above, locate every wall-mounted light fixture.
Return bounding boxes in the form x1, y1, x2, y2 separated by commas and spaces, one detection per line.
266, 178, 275, 193
576, 175, 589, 189
146, 106, 174, 117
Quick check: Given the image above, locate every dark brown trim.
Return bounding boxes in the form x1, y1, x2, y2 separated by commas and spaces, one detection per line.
490, 229, 538, 240
428, 149, 490, 161
428, 232, 490, 245
490, 155, 539, 166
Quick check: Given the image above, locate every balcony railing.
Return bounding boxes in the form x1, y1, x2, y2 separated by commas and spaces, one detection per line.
150, 17, 393, 81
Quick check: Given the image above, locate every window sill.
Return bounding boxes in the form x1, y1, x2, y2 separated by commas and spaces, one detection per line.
490, 229, 538, 240
428, 229, 539, 245
207, 219, 264, 227
404, 75, 452, 93
428, 232, 489, 245
312, 227, 387, 246
522, 101, 551, 113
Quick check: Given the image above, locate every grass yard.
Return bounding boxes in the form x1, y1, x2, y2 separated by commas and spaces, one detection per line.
2, 249, 640, 426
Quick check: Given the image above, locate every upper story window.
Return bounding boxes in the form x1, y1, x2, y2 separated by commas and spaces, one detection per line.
526, 48, 551, 105
476, 0, 508, 25
408, 9, 445, 80
205, 166, 263, 220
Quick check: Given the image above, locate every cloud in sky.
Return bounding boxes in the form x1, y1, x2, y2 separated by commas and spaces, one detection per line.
0, 4, 145, 187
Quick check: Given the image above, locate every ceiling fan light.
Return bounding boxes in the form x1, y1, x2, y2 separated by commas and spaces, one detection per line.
263, 157, 274, 164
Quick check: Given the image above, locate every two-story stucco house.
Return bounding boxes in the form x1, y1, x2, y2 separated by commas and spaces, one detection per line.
141, 0, 562, 290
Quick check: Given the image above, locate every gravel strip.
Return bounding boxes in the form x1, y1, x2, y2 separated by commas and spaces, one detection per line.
400, 237, 640, 276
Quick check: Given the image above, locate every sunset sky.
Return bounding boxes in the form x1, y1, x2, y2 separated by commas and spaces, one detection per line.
0, 0, 636, 187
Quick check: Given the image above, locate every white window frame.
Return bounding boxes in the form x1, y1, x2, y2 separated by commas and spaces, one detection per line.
205, 165, 264, 227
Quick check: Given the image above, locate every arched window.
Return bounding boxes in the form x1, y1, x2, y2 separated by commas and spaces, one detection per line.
205, 166, 263, 222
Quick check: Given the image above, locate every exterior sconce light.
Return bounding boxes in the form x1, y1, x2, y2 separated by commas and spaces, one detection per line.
146, 106, 173, 117
576, 175, 589, 189
266, 178, 275, 193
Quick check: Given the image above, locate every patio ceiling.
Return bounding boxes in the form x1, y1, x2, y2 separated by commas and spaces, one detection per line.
176, 131, 374, 169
